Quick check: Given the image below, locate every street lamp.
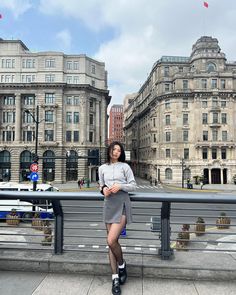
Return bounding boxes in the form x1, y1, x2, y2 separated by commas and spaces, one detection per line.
181, 158, 185, 188
25, 105, 39, 192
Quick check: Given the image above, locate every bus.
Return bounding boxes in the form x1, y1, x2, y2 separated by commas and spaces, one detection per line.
0, 182, 59, 219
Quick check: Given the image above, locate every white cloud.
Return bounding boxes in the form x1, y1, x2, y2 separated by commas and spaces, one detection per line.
56, 29, 72, 51
0, 0, 32, 18
38, 0, 236, 105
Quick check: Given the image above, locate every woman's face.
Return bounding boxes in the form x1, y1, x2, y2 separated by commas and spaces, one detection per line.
110, 145, 121, 162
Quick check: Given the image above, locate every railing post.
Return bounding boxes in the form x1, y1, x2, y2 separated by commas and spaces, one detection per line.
52, 200, 64, 254
159, 201, 173, 260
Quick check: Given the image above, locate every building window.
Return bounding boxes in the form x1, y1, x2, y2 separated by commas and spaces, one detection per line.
45, 111, 54, 123
212, 129, 218, 141
91, 64, 96, 74
212, 97, 218, 107
22, 59, 35, 68
91, 80, 95, 87
165, 115, 170, 125
1, 58, 15, 68
164, 84, 170, 92
74, 112, 79, 123
222, 131, 227, 141
184, 148, 189, 160
212, 147, 217, 159
183, 113, 188, 125
67, 76, 72, 84
23, 95, 35, 105
23, 131, 34, 142
164, 66, 169, 76
45, 74, 55, 82
165, 99, 170, 109
202, 113, 208, 124
183, 130, 188, 141
74, 131, 79, 142
183, 80, 188, 89
221, 148, 227, 160
221, 99, 227, 108
73, 76, 79, 84
179, 66, 183, 73
201, 79, 207, 89
221, 113, 227, 124
45, 93, 55, 104
89, 114, 94, 125
165, 132, 171, 142
207, 63, 216, 72
89, 131, 94, 143
74, 96, 80, 105
202, 147, 208, 159
66, 131, 72, 142
23, 112, 33, 123
203, 131, 208, 141
45, 130, 54, 141
2, 131, 15, 141
45, 59, 55, 68
4, 96, 15, 105
3, 112, 15, 123
73, 61, 79, 70
165, 149, 170, 158
66, 112, 72, 123
211, 79, 217, 89
67, 61, 73, 70
212, 113, 218, 123
153, 118, 156, 127
183, 98, 188, 108
165, 168, 172, 180
153, 134, 157, 143
220, 79, 226, 89
66, 96, 72, 105
202, 99, 208, 108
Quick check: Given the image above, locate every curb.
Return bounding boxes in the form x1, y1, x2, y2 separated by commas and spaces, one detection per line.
1, 249, 236, 281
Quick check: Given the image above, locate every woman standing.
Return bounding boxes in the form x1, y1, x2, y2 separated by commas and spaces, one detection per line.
99, 141, 137, 295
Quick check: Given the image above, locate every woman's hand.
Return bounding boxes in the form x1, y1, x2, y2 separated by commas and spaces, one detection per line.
110, 183, 121, 194
103, 186, 111, 197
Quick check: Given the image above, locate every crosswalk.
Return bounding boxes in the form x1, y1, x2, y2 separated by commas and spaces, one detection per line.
137, 184, 163, 190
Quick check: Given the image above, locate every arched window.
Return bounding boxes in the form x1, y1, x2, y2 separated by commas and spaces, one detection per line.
66, 150, 78, 181
165, 168, 172, 180
43, 150, 55, 182
19, 150, 32, 181
0, 150, 11, 181
207, 62, 216, 72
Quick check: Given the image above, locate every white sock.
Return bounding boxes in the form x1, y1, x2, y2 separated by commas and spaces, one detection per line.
118, 261, 125, 269
112, 274, 119, 280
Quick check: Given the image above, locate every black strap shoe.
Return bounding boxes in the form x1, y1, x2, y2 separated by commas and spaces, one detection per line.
112, 278, 121, 295
119, 262, 127, 285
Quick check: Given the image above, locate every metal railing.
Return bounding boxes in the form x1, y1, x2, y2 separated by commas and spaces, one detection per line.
0, 191, 236, 260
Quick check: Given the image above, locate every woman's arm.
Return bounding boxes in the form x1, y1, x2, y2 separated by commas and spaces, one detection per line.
119, 164, 137, 192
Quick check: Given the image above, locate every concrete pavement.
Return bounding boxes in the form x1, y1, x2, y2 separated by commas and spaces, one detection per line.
1, 270, 236, 295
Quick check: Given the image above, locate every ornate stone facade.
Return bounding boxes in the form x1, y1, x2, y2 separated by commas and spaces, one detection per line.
0, 39, 110, 183
124, 36, 236, 185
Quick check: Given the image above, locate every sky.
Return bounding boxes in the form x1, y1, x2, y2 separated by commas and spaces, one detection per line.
0, 0, 236, 106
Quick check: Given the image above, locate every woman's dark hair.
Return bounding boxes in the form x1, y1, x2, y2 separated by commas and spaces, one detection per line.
107, 141, 125, 163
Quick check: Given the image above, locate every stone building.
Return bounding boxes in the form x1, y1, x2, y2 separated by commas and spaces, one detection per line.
124, 36, 236, 185
0, 39, 110, 183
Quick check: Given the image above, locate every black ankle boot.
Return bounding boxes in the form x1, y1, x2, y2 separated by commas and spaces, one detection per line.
119, 262, 127, 285
112, 278, 121, 295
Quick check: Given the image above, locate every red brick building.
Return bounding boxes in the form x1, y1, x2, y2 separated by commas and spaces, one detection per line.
108, 104, 124, 144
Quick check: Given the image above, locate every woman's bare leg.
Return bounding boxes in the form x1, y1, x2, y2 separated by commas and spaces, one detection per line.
106, 215, 126, 274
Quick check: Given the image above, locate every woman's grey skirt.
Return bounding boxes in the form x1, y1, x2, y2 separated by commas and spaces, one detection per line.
103, 190, 132, 224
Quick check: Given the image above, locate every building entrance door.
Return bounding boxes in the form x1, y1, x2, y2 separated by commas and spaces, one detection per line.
211, 168, 221, 184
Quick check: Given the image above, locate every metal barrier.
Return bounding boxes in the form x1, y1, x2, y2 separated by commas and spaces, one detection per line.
0, 191, 236, 260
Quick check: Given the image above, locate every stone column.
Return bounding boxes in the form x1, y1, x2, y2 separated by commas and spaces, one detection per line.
95, 101, 100, 144
220, 168, 224, 184
15, 94, 21, 142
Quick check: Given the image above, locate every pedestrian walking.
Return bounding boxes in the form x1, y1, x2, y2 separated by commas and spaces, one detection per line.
99, 141, 137, 295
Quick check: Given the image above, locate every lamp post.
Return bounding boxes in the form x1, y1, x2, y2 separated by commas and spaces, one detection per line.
25, 105, 39, 192
181, 158, 185, 188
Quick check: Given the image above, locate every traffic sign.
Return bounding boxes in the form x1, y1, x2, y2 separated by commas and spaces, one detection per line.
30, 163, 38, 172
30, 172, 39, 182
